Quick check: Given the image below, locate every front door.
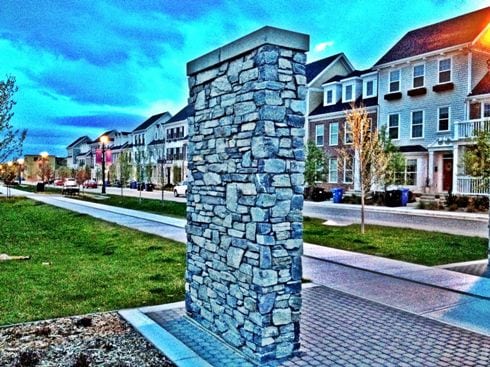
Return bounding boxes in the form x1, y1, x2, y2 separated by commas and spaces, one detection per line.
443, 158, 453, 191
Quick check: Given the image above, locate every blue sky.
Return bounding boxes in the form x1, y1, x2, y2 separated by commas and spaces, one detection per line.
1, 0, 489, 157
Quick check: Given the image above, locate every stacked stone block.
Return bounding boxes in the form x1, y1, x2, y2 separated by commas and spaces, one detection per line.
185, 27, 309, 363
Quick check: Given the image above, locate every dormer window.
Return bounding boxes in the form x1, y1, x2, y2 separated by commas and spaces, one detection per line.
439, 58, 451, 83
324, 87, 336, 105
343, 84, 354, 102
413, 64, 425, 88
389, 70, 401, 92
363, 78, 377, 98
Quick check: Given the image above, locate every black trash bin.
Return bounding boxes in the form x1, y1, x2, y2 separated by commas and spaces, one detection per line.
311, 187, 328, 202
36, 182, 45, 192
137, 182, 144, 191
145, 183, 154, 192
385, 190, 402, 207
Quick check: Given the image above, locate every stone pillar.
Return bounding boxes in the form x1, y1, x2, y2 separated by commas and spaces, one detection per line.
185, 26, 309, 363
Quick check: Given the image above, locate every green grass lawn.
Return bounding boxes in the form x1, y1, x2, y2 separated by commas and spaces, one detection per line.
72, 193, 187, 218
0, 197, 186, 326
303, 217, 487, 266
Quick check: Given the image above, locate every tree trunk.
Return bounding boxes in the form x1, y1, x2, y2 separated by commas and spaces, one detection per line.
360, 183, 365, 234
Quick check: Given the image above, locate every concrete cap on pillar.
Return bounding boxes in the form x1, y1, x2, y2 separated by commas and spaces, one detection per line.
186, 26, 310, 76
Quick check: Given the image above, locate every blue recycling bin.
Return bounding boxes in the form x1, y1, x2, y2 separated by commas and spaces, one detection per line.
401, 188, 410, 206
130, 181, 137, 189
331, 188, 344, 203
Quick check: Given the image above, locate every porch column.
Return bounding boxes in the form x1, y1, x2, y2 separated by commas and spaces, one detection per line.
428, 151, 434, 192
453, 145, 459, 193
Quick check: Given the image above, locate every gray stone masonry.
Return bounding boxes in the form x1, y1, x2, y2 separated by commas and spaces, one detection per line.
185, 27, 309, 364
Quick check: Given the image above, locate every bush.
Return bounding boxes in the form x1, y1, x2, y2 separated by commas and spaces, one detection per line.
448, 204, 458, 211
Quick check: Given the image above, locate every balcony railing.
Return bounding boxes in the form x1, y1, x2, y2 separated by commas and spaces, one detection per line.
456, 176, 490, 195
454, 118, 490, 140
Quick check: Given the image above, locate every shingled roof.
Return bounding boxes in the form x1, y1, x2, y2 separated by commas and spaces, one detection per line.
470, 72, 490, 96
166, 105, 193, 124
306, 53, 343, 83
67, 135, 90, 148
375, 7, 490, 66
133, 112, 171, 132
309, 96, 378, 117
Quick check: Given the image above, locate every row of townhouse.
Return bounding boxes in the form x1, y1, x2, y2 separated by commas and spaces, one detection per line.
66, 106, 192, 185
306, 6, 490, 194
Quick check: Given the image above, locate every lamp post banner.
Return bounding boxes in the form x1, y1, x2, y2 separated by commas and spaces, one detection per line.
95, 149, 112, 165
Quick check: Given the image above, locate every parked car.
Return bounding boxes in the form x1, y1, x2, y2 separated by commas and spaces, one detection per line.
174, 181, 188, 197
62, 178, 79, 195
83, 179, 97, 189
54, 179, 64, 186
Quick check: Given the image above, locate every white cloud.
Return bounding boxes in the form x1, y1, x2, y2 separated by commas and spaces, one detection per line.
314, 41, 335, 52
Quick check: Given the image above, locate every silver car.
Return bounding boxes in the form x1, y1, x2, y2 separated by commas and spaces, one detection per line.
174, 181, 188, 197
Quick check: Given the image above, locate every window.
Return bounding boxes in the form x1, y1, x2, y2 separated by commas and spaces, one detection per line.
439, 58, 451, 83
411, 110, 424, 138
389, 70, 401, 92
315, 124, 324, 146
325, 89, 334, 105
388, 114, 400, 140
343, 156, 353, 183
343, 84, 354, 102
344, 121, 353, 144
405, 159, 417, 186
438, 106, 450, 131
329, 122, 339, 146
328, 158, 338, 183
413, 64, 425, 88
364, 80, 375, 98
484, 103, 490, 118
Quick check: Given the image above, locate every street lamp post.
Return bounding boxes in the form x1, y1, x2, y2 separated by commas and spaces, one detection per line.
17, 158, 24, 185
100, 135, 109, 194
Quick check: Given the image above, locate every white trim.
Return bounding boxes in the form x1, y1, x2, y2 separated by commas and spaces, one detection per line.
471, 23, 490, 46
339, 76, 362, 83
374, 43, 468, 69
410, 109, 425, 139
342, 82, 355, 103
324, 87, 336, 106
468, 51, 472, 95
321, 80, 341, 87
362, 77, 377, 99
308, 106, 378, 122
438, 56, 453, 84
412, 62, 425, 88
466, 92, 490, 101
360, 70, 377, 77
437, 105, 451, 132
389, 69, 401, 93
343, 156, 353, 183
482, 102, 490, 118
329, 122, 339, 146
344, 121, 353, 145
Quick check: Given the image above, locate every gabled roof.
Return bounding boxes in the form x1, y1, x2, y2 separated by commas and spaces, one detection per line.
470, 72, 490, 96
92, 130, 117, 144
375, 7, 490, 66
323, 69, 374, 84
306, 53, 343, 83
166, 105, 193, 124
309, 96, 378, 117
67, 136, 90, 148
133, 112, 171, 132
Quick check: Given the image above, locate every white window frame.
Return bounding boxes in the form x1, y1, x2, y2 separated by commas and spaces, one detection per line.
388, 113, 400, 140
315, 124, 324, 146
404, 159, 418, 186
363, 78, 377, 98
410, 110, 424, 139
342, 83, 355, 103
389, 69, 401, 93
482, 102, 490, 118
329, 122, 339, 146
438, 57, 452, 84
343, 156, 353, 183
324, 88, 336, 105
437, 106, 451, 132
328, 158, 338, 183
344, 121, 353, 145
412, 63, 425, 88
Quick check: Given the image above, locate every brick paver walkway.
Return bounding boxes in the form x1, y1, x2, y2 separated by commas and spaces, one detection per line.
146, 286, 490, 367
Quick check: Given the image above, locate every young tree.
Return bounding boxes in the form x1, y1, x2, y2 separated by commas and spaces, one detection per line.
338, 105, 389, 234
463, 130, 490, 261
75, 165, 90, 192
379, 126, 405, 187
0, 76, 27, 162
305, 141, 325, 196
118, 151, 132, 197
56, 166, 71, 180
